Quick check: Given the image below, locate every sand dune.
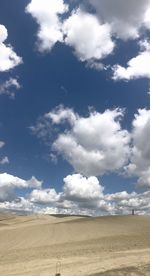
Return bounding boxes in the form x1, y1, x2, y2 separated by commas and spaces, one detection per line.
0, 213, 150, 275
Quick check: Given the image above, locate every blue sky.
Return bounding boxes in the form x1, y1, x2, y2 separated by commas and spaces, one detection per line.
0, 0, 150, 215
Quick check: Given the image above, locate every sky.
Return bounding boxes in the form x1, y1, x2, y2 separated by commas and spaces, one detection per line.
1, 0, 150, 216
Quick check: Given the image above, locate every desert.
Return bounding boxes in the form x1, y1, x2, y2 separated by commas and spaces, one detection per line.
0, 213, 150, 275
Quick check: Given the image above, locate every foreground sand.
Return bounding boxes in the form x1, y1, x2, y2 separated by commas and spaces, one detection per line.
0, 214, 150, 275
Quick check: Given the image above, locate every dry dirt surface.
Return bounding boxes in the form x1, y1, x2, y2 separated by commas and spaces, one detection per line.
0, 214, 150, 275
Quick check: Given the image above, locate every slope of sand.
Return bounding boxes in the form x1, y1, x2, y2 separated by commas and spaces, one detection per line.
0, 213, 150, 275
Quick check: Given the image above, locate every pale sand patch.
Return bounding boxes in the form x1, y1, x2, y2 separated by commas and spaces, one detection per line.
0, 214, 150, 275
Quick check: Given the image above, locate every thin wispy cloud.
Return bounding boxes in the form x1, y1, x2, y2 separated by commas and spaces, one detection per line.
0, 78, 21, 98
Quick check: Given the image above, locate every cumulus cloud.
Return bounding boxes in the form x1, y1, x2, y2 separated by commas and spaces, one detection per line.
88, 0, 150, 40
61, 188, 138, 215
63, 9, 114, 61
32, 106, 150, 188
62, 174, 104, 202
26, 0, 68, 52
137, 170, 150, 188
45, 106, 130, 176
26, 0, 150, 72
0, 170, 150, 215
30, 188, 60, 204
103, 190, 150, 215
29, 174, 104, 209
0, 78, 21, 98
26, 0, 114, 61
0, 197, 35, 213
125, 109, 150, 188
0, 25, 22, 72
106, 191, 136, 201
0, 173, 42, 202
0, 173, 41, 189
113, 40, 150, 80
29, 174, 104, 212
1, 173, 150, 216
28, 106, 150, 214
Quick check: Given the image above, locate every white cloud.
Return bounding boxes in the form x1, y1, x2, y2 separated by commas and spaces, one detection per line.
26, 1, 114, 60
46, 105, 77, 125
0, 186, 15, 202
33, 106, 150, 189
0, 142, 9, 166
63, 9, 114, 61
49, 106, 130, 176
0, 173, 42, 202
105, 191, 136, 201
88, 0, 150, 40
26, 0, 150, 73
50, 153, 58, 164
31, 106, 150, 208
125, 109, 150, 188
0, 173, 42, 189
0, 25, 22, 72
29, 174, 104, 208
101, 190, 150, 215
30, 188, 60, 204
85, 60, 107, 71
0, 141, 5, 148
1, 171, 150, 215
115, 191, 150, 213
113, 40, 150, 80
144, 6, 150, 28
0, 197, 35, 213
0, 156, 9, 165
26, 0, 68, 52
0, 78, 21, 98
62, 174, 104, 202
137, 169, 150, 188
26, 176, 43, 189
28, 174, 104, 212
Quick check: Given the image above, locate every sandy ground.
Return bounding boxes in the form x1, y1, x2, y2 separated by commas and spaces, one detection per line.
0, 214, 150, 275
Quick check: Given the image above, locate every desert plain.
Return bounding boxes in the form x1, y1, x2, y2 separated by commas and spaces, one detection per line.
0, 213, 150, 275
